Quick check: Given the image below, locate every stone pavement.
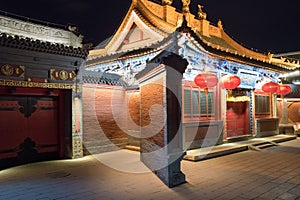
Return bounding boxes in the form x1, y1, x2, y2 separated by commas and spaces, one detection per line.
185, 135, 297, 161
1, 138, 300, 200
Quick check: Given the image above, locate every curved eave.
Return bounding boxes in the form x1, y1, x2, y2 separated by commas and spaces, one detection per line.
188, 29, 292, 73
86, 35, 173, 67
219, 29, 269, 61
86, 48, 159, 67
270, 58, 300, 70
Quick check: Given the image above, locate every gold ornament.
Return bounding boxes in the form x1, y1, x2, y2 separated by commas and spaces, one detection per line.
1, 65, 14, 76
162, 0, 172, 6
182, 0, 190, 14
197, 5, 207, 20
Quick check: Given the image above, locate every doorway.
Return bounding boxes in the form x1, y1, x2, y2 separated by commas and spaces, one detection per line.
0, 87, 68, 169
226, 101, 250, 138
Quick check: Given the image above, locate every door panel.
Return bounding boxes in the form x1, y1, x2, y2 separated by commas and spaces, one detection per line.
0, 97, 27, 159
226, 101, 249, 138
28, 97, 59, 153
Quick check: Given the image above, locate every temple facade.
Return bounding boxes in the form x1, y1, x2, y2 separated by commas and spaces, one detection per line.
83, 0, 300, 187
0, 13, 88, 169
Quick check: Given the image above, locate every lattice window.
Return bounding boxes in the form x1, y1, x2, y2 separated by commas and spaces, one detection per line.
255, 95, 270, 115
183, 87, 215, 121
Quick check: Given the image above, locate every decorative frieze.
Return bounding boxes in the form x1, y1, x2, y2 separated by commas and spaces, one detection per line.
0, 79, 74, 89
50, 69, 76, 81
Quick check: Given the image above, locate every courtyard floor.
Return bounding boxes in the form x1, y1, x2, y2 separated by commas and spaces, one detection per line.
1, 138, 300, 200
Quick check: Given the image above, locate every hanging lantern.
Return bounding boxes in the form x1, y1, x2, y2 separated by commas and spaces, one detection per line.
194, 73, 218, 88
276, 84, 291, 96
262, 82, 280, 93
194, 73, 218, 94
221, 75, 241, 90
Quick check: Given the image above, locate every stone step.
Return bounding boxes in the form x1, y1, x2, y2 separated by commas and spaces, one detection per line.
83, 138, 128, 147
184, 135, 297, 161
125, 145, 140, 152
83, 139, 128, 155
258, 143, 277, 149
249, 141, 278, 151
271, 135, 297, 143
84, 142, 128, 155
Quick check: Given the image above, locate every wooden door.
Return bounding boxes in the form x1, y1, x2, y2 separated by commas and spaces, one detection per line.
226, 101, 249, 138
0, 95, 60, 168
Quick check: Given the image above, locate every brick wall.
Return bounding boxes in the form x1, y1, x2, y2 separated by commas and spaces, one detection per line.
127, 90, 141, 146
82, 85, 129, 154
140, 79, 165, 149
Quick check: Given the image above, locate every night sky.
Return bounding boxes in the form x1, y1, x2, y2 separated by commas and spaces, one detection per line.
0, 0, 299, 54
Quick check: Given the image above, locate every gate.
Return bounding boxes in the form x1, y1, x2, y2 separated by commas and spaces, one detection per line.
0, 88, 65, 168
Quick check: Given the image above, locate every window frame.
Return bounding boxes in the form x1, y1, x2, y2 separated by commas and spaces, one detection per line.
254, 93, 271, 116
182, 83, 216, 122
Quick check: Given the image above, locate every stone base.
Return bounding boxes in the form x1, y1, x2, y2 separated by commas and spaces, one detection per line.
72, 134, 83, 159
158, 153, 186, 188
279, 124, 295, 135
141, 146, 186, 188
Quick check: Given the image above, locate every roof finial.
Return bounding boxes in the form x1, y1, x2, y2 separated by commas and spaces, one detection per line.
182, 0, 190, 14
162, 0, 173, 6
197, 5, 207, 20
217, 20, 223, 29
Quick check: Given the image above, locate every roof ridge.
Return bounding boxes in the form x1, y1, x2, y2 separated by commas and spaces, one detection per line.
0, 32, 88, 59
0, 10, 73, 33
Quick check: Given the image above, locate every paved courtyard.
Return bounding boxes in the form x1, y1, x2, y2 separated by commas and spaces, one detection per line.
0, 138, 300, 200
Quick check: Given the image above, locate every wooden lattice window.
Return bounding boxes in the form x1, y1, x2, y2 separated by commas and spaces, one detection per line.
255, 95, 270, 115
183, 87, 215, 120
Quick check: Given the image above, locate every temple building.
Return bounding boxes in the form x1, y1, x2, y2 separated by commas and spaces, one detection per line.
0, 12, 88, 169
0, 0, 299, 189
84, 0, 300, 187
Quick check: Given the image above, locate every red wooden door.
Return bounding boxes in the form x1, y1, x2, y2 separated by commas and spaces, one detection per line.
226, 101, 249, 138
28, 97, 59, 154
0, 97, 27, 159
0, 95, 59, 167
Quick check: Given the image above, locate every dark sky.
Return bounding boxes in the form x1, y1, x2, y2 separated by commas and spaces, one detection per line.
0, 0, 299, 54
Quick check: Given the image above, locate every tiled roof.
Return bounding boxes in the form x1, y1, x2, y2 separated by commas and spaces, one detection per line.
0, 32, 89, 59
82, 70, 126, 86
88, 0, 299, 71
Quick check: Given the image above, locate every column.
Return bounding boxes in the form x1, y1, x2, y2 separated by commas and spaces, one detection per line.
137, 52, 188, 188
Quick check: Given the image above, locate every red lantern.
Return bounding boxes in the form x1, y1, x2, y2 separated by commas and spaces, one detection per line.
194, 73, 218, 89
221, 75, 241, 90
262, 82, 280, 93
276, 84, 291, 95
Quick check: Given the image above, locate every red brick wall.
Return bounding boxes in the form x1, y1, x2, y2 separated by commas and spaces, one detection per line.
95, 87, 128, 139
82, 85, 129, 153
127, 90, 141, 128
140, 79, 165, 148
127, 90, 141, 146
